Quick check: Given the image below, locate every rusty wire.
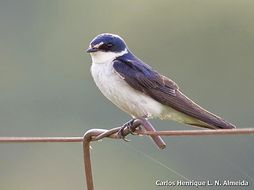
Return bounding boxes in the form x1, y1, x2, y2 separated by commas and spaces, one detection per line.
0, 120, 254, 190
140, 127, 254, 136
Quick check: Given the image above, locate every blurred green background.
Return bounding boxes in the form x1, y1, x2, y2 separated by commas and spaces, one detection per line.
0, 0, 254, 190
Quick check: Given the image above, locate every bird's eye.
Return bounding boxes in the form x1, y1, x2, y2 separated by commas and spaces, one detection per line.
98, 42, 114, 51
107, 43, 113, 48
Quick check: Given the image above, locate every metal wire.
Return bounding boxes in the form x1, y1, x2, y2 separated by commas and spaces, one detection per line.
139, 128, 254, 136
0, 124, 253, 190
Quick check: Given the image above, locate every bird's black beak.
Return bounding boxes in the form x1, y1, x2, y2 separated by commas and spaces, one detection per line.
86, 47, 98, 53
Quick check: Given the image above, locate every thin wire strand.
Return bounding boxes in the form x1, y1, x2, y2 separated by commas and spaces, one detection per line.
125, 143, 190, 181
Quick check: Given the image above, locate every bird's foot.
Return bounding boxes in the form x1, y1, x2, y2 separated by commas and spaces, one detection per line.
117, 119, 137, 142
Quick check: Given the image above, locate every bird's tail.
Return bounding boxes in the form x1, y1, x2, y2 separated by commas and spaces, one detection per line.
182, 103, 236, 129
186, 118, 236, 130
165, 91, 237, 130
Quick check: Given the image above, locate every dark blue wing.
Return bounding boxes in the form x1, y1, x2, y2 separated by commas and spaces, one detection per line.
113, 57, 236, 129
113, 58, 178, 96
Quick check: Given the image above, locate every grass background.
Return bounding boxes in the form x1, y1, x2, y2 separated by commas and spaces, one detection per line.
0, 1, 254, 189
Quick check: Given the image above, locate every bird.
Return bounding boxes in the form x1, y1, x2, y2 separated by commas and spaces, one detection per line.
87, 33, 236, 130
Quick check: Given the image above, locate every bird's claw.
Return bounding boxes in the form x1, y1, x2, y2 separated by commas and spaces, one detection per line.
117, 119, 136, 141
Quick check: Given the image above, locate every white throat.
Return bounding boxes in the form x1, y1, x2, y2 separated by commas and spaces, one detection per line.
90, 48, 128, 64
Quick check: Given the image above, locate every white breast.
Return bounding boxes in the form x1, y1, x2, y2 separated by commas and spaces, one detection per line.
89, 50, 207, 125
90, 61, 165, 118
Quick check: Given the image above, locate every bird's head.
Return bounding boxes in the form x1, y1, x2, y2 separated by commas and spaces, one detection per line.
87, 33, 128, 64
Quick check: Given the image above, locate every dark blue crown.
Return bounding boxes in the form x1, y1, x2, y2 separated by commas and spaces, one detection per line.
90, 33, 127, 52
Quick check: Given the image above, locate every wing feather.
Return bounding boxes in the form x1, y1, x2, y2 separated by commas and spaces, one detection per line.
113, 58, 235, 129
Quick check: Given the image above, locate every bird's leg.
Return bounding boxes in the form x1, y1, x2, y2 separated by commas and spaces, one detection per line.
117, 118, 135, 142
117, 115, 148, 141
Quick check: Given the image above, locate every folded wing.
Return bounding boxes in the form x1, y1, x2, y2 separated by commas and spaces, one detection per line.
113, 58, 236, 129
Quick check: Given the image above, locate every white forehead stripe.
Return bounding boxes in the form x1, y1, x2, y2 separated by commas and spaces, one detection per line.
93, 42, 104, 48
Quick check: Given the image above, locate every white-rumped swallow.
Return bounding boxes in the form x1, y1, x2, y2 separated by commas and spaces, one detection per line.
87, 33, 236, 129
